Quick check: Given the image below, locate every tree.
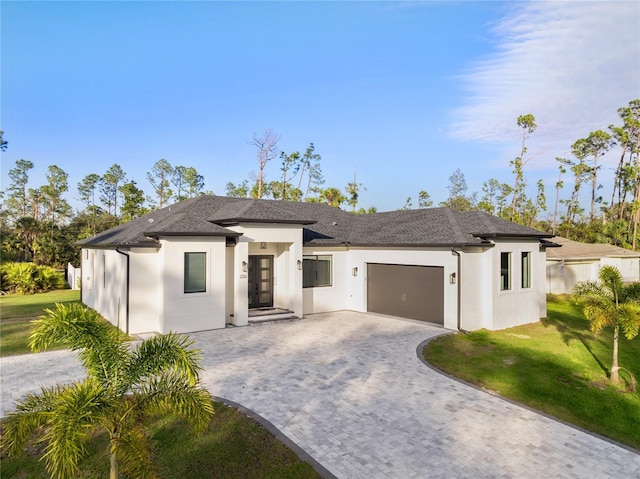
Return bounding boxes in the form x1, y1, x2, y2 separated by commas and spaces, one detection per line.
2, 303, 213, 479
5, 159, 34, 221
573, 266, 640, 386
183, 166, 205, 198
510, 114, 537, 222
572, 130, 612, 221
249, 129, 280, 199
440, 168, 476, 211
41, 165, 71, 227
147, 159, 174, 208
278, 150, 301, 200
226, 180, 249, 198
171, 166, 204, 201
345, 171, 365, 212
0, 130, 7, 151
78, 173, 101, 235
551, 159, 567, 235
319, 187, 346, 208
100, 164, 126, 216
417, 190, 433, 209
119, 181, 148, 221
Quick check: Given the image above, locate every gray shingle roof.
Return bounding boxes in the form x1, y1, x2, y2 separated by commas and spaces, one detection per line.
77, 195, 550, 248
546, 236, 640, 260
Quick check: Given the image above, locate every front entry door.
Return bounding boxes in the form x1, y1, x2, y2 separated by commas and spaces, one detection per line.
248, 255, 273, 309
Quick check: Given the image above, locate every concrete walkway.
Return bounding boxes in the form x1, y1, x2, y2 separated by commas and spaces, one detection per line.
2, 311, 638, 478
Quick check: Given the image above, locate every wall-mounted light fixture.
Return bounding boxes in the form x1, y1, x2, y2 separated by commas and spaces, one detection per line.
242, 261, 248, 273
449, 272, 456, 284
352, 267, 358, 277
260, 242, 267, 249
297, 259, 302, 270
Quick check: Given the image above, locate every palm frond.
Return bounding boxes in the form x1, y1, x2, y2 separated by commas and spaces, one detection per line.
114, 425, 159, 479
29, 303, 131, 389
40, 379, 109, 479
618, 303, 640, 340
127, 333, 203, 388
137, 373, 213, 435
1, 385, 59, 455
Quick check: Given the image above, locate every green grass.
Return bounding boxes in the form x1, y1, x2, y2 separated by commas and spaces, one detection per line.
0, 290, 81, 356
1, 401, 321, 479
424, 294, 640, 450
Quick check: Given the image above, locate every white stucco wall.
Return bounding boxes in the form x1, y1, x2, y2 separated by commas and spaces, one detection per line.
458, 247, 493, 331
128, 248, 162, 334
159, 237, 227, 333
491, 240, 546, 330
81, 248, 127, 330
601, 257, 640, 283
547, 256, 640, 294
302, 248, 349, 315
546, 260, 598, 294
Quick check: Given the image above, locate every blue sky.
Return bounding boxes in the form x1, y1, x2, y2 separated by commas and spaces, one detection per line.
2, 1, 639, 214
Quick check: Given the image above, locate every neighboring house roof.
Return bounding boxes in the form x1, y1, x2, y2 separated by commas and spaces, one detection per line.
545, 236, 640, 260
77, 195, 551, 248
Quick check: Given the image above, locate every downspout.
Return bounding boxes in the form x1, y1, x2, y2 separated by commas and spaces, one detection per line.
451, 248, 463, 332
115, 247, 130, 335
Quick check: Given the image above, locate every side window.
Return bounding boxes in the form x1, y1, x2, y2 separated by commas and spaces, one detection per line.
521, 252, 532, 288
500, 252, 511, 291
303, 255, 332, 288
184, 252, 206, 293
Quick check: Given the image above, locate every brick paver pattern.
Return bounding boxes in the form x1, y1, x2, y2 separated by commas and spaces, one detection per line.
2, 312, 639, 478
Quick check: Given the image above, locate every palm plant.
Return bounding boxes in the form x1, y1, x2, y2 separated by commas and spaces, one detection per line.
2, 303, 213, 479
573, 265, 640, 385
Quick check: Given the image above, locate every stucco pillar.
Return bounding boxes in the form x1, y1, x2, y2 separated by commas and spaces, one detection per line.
233, 240, 249, 326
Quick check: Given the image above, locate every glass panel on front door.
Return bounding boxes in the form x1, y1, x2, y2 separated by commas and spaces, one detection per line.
248, 255, 273, 308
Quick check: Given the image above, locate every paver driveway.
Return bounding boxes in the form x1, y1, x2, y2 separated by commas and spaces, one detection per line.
2, 311, 639, 478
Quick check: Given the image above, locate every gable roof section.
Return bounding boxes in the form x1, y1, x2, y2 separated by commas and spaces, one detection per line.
78, 195, 550, 249
207, 199, 317, 225
546, 236, 640, 260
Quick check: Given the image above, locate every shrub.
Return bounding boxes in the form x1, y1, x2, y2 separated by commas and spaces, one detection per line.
0, 262, 65, 294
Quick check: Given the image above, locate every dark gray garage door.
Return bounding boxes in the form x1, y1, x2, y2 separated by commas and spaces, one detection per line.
367, 263, 444, 325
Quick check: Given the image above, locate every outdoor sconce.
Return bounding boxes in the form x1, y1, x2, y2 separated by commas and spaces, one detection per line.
297, 259, 302, 270
352, 267, 358, 277
449, 272, 456, 284
242, 261, 248, 272
260, 242, 267, 249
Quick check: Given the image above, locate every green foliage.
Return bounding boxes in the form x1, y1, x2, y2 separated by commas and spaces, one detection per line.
0, 262, 65, 294
2, 303, 213, 479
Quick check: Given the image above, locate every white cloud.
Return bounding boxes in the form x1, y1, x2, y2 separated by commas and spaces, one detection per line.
450, 1, 639, 165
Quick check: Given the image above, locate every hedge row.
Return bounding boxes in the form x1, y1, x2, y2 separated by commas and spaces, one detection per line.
0, 262, 65, 294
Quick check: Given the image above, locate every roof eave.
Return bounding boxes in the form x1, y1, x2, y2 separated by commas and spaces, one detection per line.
214, 218, 317, 226
143, 231, 242, 238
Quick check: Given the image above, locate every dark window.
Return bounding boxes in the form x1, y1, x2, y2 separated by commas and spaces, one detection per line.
303, 255, 332, 288
521, 252, 532, 288
500, 252, 511, 291
184, 252, 206, 293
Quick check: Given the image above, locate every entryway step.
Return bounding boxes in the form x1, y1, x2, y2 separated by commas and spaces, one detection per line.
248, 315, 300, 326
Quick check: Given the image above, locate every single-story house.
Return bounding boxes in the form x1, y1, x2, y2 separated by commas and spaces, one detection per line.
546, 236, 640, 294
77, 195, 553, 335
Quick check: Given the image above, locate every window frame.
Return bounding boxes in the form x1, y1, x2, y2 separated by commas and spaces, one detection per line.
184, 252, 207, 294
303, 254, 333, 288
500, 252, 511, 291
521, 251, 532, 289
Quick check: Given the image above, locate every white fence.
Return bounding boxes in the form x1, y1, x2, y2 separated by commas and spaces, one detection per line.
67, 263, 81, 290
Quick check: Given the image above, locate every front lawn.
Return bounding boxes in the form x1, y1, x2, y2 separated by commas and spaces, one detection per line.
1, 400, 321, 479
423, 294, 640, 450
0, 290, 81, 356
